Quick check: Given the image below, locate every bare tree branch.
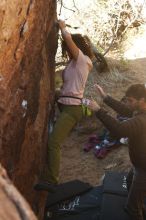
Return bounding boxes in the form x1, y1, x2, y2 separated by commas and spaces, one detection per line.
58, 0, 76, 15
73, 0, 79, 12
58, 0, 63, 16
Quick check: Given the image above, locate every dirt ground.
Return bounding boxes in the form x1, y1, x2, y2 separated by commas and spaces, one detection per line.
58, 30, 146, 186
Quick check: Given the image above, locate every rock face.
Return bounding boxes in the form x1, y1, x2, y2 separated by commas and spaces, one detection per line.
0, 165, 37, 220
0, 0, 57, 218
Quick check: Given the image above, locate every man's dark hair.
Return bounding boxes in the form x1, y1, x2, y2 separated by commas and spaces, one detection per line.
125, 84, 146, 101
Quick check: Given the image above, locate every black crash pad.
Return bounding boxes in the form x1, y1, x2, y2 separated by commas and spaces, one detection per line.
101, 171, 146, 220
45, 180, 92, 208
103, 171, 128, 196
44, 185, 103, 220
100, 194, 130, 220
43, 172, 146, 220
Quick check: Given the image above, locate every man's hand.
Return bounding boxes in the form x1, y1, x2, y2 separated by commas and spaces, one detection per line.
94, 84, 107, 99
88, 100, 101, 111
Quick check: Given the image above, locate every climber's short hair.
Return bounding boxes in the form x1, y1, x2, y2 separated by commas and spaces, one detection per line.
125, 84, 146, 101
61, 34, 93, 59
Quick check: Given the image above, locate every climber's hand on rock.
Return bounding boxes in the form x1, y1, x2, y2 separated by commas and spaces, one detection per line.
58, 20, 66, 30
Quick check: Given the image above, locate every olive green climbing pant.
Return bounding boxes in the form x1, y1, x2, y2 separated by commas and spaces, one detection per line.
48, 104, 83, 184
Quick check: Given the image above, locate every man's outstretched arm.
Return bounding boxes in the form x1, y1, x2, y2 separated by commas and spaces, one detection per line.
88, 100, 141, 139
104, 95, 133, 117
94, 84, 133, 117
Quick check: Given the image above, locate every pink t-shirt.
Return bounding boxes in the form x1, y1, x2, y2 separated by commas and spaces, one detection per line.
58, 50, 93, 105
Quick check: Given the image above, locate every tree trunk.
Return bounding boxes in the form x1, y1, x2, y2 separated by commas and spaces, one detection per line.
0, 0, 57, 218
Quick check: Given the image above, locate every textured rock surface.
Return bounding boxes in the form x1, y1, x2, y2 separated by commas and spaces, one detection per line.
0, 165, 37, 220
0, 0, 57, 218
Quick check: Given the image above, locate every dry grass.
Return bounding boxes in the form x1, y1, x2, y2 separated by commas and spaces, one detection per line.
84, 59, 136, 103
